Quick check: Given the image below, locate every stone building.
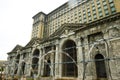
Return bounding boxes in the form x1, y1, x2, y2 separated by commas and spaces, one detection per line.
6, 0, 120, 80
0, 60, 7, 80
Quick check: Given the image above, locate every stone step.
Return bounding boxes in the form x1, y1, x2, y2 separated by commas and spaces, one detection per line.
39, 77, 53, 80
39, 77, 77, 80
55, 77, 77, 80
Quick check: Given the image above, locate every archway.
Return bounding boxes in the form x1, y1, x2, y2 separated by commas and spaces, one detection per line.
21, 62, 26, 75
43, 59, 51, 76
95, 54, 107, 78
33, 49, 39, 57
32, 58, 39, 74
31, 49, 40, 77
62, 40, 78, 77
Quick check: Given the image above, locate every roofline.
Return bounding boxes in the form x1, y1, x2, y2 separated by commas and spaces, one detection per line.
32, 11, 46, 19
47, 2, 68, 15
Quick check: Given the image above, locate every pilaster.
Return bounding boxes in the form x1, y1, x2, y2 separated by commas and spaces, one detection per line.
25, 52, 31, 77
17, 54, 23, 76
103, 29, 119, 80
41, 47, 45, 76
55, 43, 59, 78
37, 48, 42, 77
76, 37, 84, 79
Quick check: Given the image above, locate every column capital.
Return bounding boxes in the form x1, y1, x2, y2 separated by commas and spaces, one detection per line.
55, 43, 59, 46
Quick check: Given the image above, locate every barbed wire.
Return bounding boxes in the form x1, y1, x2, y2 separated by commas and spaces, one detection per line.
6, 36, 120, 80
8, 36, 120, 65
8, 56, 120, 66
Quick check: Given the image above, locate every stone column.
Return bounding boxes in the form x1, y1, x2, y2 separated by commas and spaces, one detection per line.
103, 30, 119, 80
17, 54, 23, 76
27, 48, 33, 77
24, 53, 27, 75
41, 47, 45, 76
50, 47, 55, 76
76, 38, 84, 80
58, 44, 62, 78
55, 43, 59, 78
11, 58, 16, 76
84, 36, 93, 80
25, 52, 31, 77
37, 48, 42, 77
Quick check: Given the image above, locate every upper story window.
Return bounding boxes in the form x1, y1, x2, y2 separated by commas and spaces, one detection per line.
99, 12, 103, 17
105, 10, 109, 15
97, 4, 101, 8
89, 17, 92, 21
96, 0, 100, 5
93, 14, 97, 19
103, 1, 107, 6
109, 0, 113, 3
111, 7, 116, 13
98, 8, 102, 12
88, 12, 91, 17
102, 0, 106, 2
109, 1, 116, 13
104, 5, 108, 10
92, 10, 96, 15
109, 3, 115, 7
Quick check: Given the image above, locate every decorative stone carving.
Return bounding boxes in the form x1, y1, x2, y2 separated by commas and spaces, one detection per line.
109, 28, 119, 37
60, 29, 75, 38
106, 24, 120, 38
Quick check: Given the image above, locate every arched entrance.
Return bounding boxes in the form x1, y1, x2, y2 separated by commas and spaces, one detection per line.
95, 54, 107, 79
62, 40, 78, 77
31, 49, 39, 76
43, 59, 51, 76
21, 62, 26, 75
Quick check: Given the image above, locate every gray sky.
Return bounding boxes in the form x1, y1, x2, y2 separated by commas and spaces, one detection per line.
0, 0, 68, 60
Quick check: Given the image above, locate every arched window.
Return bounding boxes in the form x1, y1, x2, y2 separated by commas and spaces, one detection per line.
43, 59, 51, 76
62, 40, 78, 77
95, 54, 107, 78
31, 49, 40, 76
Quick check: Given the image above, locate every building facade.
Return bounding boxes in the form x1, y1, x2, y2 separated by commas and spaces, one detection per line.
6, 0, 120, 80
0, 60, 7, 80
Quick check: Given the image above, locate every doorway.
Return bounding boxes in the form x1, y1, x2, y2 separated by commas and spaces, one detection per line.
95, 54, 107, 78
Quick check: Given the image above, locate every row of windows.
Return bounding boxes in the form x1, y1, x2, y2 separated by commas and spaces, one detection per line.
31, 0, 116, 37
32, 26, 39, 38
48, 0, 116, 35
50, 8, 112, 27
48, 0, 113, 21
48, 0, 115, 22
47, 0, 89, 22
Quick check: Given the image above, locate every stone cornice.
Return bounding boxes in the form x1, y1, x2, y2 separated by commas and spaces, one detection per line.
7, 45, 23, 55
75, 12, 120, 32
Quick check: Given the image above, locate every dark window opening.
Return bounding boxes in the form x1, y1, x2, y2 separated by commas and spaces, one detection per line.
33, 49, 39, 57
43, 59, 51, 76
21, 62, 26, 75
32, 58, 39, 75
62, 40, 78, 77
95, 54, 107, 78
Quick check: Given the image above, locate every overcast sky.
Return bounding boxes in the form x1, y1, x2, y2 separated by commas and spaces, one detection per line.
0, 0, 69, 60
